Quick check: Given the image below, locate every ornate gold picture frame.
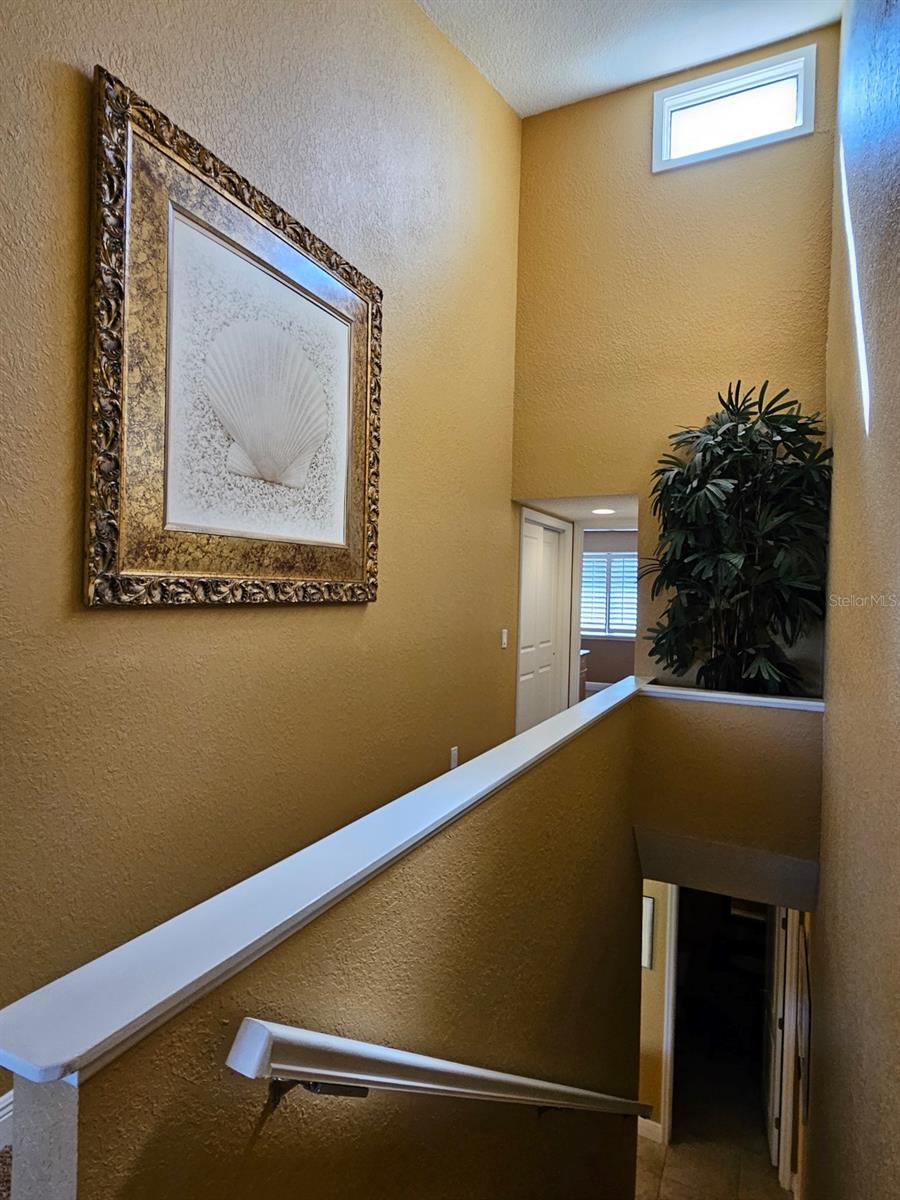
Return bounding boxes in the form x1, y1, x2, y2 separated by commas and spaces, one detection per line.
85, 67, 381, 605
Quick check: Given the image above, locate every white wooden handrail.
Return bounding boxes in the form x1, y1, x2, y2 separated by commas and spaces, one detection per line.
0, 675, 823, 1093
227, 1018, 650, 1117
0, 677, 639, 1085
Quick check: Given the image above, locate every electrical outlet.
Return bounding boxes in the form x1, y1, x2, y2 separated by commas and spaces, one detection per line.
500, 628, 509, 649
449, 746, 459, 769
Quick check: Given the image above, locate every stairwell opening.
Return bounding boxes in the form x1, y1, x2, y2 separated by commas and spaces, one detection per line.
637, 886, 809, 1199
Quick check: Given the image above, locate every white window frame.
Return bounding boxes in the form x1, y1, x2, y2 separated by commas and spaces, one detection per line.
652, 44, 816, 173
580, 550, 638, 639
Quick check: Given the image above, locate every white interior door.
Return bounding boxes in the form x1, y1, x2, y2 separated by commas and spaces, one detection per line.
765, 907, 787, 1166
516, 510, 571, 733
778, 909, 800, 1191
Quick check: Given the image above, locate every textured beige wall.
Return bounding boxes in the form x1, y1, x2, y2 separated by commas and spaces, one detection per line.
75, 710, 641, 1200
513, 29, 839, 675
631, 697, 822, 861
0, 0, 521, 1044
638, 879, 669, 1122
809, 2, 900, 1195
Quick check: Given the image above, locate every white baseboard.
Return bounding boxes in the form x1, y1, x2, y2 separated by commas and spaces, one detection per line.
0, 1088, 12, 1148
638, 1116, 663, 1143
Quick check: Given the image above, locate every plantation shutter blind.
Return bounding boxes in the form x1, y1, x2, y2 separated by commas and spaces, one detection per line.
581, 551, 638, 636
580, 553, 609, 634
608, 553, 638, 633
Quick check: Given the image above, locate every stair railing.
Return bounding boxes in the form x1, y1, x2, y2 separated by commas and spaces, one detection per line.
227, 1017, 650, 1117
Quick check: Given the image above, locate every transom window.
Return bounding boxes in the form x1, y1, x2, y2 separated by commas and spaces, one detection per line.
652, 45, 816, 173
581, 551, 638, 637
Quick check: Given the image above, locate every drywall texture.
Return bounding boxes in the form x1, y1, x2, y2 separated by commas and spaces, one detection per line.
0, 0, 521, 1059
638, 879, 669, 1123
513, 29, 839, 676
809, 2, 900, 1196
74, 710, 641, 1200
631, 697, 822, 907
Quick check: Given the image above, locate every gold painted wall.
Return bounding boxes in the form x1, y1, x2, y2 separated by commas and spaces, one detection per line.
639, 879, 669, 1122
809, 2, 900, 1195
0, 0, 521, 1046
632, 697, 822, 861
74, 710, 641, 1199
513, 29, 840, 676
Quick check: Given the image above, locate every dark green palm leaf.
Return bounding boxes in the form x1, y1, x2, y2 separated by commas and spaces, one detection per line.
643, 381, 830, 695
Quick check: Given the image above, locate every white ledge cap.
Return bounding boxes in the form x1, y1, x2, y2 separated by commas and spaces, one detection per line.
0, 679, 639, 1084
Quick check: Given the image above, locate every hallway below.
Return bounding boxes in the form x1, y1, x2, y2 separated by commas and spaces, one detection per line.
636, 887, 786, 1200
636, 1126, 784, 1200
636, 1031, 785, 1199
633, 1027, 787, 1195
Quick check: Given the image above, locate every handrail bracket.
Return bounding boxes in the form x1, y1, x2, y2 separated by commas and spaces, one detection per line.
269, 1077, 370, 1107
301, 1080, 370, 1099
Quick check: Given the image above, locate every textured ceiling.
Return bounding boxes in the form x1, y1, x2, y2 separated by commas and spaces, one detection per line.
417, 0, 842, 116
518, 494, 639, 528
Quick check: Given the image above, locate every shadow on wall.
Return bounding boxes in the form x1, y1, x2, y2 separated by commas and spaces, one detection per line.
100, 1086, 632, 1200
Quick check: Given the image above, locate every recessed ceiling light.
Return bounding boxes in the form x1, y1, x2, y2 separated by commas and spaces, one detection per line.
591, 508, 616, 515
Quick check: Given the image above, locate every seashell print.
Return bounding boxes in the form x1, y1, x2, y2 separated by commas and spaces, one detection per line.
203, 320, 330, 490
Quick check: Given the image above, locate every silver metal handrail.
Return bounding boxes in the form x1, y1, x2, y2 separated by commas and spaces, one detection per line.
227, 1018, 650, 1117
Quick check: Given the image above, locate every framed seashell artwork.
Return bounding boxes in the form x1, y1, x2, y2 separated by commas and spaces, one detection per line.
84, 68, 381, 604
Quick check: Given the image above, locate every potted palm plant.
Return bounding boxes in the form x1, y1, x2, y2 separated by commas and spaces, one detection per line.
642, 381, 831, 695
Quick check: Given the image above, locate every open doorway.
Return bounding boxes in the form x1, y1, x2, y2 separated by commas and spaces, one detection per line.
673, 889, 772, 1149
579, 525, 639, 694
637, 887, 803, 1199
515, 494, 638, 729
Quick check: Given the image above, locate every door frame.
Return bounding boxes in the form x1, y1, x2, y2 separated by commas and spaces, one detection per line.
778, 908, 801, 1190
639, 882, 679, 1146
568, 521, 587, 705
660, 882, 679, 1146
766, 907, 787, 1167
766, 905, 801, 1188
515, 507, 574, 733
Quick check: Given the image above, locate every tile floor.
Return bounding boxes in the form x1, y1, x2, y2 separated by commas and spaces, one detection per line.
636, 1032, 785, 1199
636, 1133, 784, 1200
